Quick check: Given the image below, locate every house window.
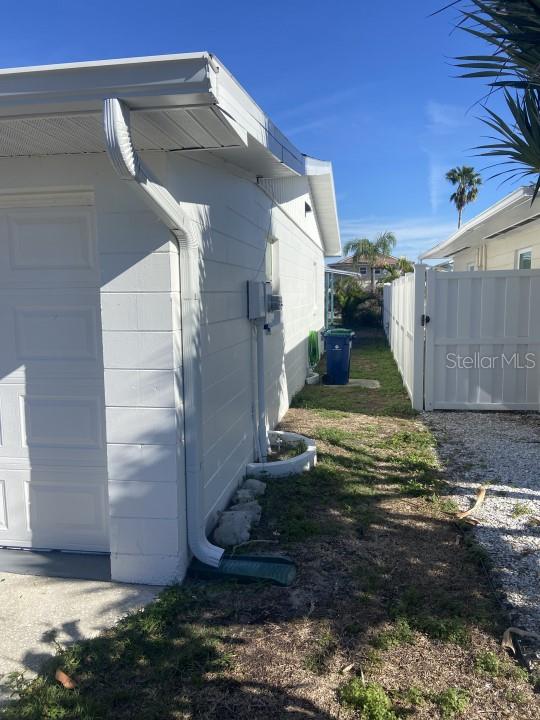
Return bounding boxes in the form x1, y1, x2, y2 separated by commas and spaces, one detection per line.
360, 267, 367, 275
467, 263, 476, 272
374, 268, 381, 275
517, 248, 532, 270
265, 238, 279, 290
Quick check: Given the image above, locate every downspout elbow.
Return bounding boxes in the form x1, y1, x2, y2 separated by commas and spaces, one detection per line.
103, 97, 224, 569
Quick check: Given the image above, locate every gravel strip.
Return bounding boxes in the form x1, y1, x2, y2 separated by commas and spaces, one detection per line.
423, 411, 540, 668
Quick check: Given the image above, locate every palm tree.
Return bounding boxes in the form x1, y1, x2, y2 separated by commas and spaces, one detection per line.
450, 1, 540, 199
396, 256, 414, 274
376, 257, 414, 286
445, 166, 482, 228
343, 231, 396, 291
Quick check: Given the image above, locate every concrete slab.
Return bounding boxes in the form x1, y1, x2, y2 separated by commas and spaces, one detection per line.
0, 549, 110, 581
0, 572, 160, 703
348, 378, 381, 389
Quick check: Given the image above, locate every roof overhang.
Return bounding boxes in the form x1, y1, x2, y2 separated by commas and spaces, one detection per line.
420, 186, 539, 260
0, 53, 341, 254
304, 157, 341, 256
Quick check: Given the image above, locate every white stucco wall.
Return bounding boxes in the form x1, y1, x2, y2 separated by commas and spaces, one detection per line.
166, 153, 325, 532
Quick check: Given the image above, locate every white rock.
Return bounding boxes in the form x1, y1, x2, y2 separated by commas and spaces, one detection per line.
213, 510, 251, 547
229, 500, 262, 525
243, 478, 267, 497
234, 488, 255, 504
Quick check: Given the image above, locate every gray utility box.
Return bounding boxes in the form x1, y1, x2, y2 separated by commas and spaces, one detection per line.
247, 281, 282, 321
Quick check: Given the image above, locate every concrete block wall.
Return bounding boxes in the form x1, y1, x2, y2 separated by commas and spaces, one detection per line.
166, 153, 325, 533
95, 154, 188, 585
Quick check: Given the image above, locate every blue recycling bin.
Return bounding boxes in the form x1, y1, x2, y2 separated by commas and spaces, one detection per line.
324, 328, 354, 385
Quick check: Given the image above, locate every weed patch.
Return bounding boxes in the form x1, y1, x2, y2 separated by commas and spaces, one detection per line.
338, 679, 396, 719
371, 618, 415, 650
303, 625, 337, 675
432, 688, 469, 718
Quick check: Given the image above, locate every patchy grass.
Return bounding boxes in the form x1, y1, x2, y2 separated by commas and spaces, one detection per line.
432, 688, 469, 718
371, 618, 415, 650
3, 328, 539, 719
474, 649, 500, 675
511, 501, 532, 518
474, 649, 529, 682
338, 679, 395, 719
303, 624, 337, 675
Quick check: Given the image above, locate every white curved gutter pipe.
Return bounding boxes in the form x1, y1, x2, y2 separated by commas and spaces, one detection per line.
103, 98, 224, 568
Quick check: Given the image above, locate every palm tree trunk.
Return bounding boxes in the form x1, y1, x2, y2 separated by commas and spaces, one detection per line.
371, 267, 375, 292
458, 207, 462, 229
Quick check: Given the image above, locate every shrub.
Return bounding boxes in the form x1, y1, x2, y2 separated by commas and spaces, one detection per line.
338, 679, 396, 719
342, 292, 382, 328
433, 688, 469, 718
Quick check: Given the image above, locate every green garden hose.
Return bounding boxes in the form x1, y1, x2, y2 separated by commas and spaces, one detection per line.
308, 330, 320, 368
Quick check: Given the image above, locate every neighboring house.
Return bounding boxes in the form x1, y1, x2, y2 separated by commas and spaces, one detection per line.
327, 254, 398, 285
421, 186, 540, 270
0, 53, 341, 585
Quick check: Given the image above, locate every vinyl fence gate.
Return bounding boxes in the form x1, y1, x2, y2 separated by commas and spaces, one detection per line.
383, 266, 540, 411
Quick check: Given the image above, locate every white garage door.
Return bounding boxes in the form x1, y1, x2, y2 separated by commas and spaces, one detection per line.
0, 194, 109, 552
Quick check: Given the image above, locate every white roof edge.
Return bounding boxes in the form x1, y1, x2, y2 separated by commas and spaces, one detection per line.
0, 53, 342, 254
0, 52, 211, 76
305, 156, 341, 257
420, 186, 533, 260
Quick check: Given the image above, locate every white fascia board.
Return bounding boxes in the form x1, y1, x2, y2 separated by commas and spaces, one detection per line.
208, 55, 305, 175
421, 186, 534, 260
0, 53, 216, 116
305, 156, 341, 257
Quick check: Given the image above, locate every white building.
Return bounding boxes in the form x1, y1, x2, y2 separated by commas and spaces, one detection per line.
421, 186, 540, 270
0, 53, 341, 585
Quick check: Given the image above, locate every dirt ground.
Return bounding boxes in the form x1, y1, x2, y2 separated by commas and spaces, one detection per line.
3, 329, 540, 719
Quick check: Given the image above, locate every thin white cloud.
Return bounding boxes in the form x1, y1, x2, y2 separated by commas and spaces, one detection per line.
426, 101, 471, 136
275, 87, 359, 122
423, 100, 476, 212
339, 216, 457, 262
429, 156, 446, 213
285, 115, 336, 136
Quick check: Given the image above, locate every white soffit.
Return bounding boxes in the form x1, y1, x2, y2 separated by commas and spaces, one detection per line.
0, 106, 244, 157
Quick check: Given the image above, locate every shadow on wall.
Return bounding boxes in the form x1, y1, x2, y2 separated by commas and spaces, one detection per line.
0, 150, 316, 580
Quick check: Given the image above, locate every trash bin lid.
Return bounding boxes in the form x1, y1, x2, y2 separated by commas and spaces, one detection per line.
324, 327, 355, 337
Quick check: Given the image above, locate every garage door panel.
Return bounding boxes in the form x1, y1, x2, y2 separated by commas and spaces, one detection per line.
0, 468, 108, 551
15, 305, 99, 362
0, 383, 106, 467
0, 290, 103, 379
26, 480, 108, 551
0, 207, 99, 286
0, 478, 7, 530
21, 395, 104, 450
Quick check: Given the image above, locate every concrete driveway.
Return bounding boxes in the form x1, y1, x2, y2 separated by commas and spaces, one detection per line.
0, 572, 159, 703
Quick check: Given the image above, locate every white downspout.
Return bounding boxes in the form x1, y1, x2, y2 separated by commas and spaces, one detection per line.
103, 97, 224, 568
255, 320, 268, 462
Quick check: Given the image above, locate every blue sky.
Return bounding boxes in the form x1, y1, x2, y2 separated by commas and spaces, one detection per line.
0, 0, 515, 260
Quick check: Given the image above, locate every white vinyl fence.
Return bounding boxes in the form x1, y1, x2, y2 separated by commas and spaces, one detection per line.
384, 266, 540, 411
383, 267, 424, 410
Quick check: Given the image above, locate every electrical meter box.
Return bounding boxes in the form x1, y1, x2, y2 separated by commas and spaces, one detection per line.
247, 281, 267, 319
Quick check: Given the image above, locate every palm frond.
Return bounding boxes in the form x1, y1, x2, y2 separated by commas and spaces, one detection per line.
450, 1, 540, 195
